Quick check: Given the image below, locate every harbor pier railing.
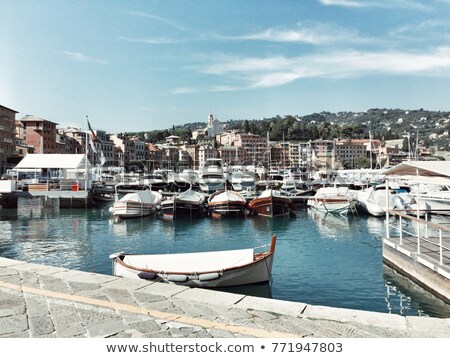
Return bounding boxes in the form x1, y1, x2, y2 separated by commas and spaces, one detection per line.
383, 209, 450, 305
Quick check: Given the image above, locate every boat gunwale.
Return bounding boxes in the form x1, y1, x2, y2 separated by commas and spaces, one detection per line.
113, 235, 277, 277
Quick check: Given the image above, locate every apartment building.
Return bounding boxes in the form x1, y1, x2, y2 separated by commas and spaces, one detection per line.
218, 145, 245, 165
335, 139, 367, 168
198, 145, 219, 168
0, 105, 18, 173
234, 133, 268, 165
310, 139, 335, 169
18, 115, 59, 154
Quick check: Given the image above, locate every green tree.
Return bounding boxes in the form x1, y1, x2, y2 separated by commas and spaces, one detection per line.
244, 120, 250, 133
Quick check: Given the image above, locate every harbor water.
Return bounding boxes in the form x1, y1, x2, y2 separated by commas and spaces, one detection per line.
1, 197, 450, 318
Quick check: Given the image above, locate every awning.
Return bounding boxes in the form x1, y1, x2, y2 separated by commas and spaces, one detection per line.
383, 160, 450, 178
15, 154, 90, 169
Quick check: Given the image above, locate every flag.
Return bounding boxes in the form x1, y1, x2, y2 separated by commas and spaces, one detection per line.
86, 116, 97, 141
100, 150, 106, 165
88, 133, 98, 155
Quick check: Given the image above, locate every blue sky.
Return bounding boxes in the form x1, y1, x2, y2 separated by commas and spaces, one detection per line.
2, 0, 450, 132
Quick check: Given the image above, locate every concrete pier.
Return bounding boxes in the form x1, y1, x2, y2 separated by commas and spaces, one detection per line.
383, 211, 450, 305
1, 257, 449, 338
17, 190, 93, 208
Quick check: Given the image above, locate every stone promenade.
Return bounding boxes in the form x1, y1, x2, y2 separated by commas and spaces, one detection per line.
1, 257, 449, 338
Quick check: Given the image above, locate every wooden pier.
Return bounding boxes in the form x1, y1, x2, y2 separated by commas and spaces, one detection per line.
383, 210, 450, 305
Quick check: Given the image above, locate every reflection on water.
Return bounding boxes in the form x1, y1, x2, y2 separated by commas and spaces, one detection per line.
0, 197, 449, 317
383, 265, 450, 318
218, 282, 272, 299
307, 209, 356, 240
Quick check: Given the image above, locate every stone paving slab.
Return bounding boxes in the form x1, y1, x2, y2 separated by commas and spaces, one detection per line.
0, 256, 449, 338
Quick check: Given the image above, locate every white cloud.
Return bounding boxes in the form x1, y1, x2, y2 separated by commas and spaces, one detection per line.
200, 47, 450, 90
62, 51, 107, 65
217, 22, 369, 45
171, 87, 198, 95
318, 0, 432, 11
128, 11, 186, 30
119, 36, 179, 45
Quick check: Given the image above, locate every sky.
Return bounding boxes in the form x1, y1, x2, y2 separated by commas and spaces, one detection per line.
2, 0, 450, 133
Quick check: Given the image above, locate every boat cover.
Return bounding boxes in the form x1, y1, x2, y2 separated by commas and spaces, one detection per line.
123, 248, 254, 272
119, 191, 162, 204
177, 188, 205, 204
209, 190, 245, 203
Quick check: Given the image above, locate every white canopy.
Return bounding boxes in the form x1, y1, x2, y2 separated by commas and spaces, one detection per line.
383, 161, 450, 178
15, 154, 90, 170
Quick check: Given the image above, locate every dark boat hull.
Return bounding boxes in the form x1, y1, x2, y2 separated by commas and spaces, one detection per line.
249, 196, 293, 217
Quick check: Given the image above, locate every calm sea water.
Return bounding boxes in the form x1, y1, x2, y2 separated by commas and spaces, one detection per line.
1, 197, 450, 318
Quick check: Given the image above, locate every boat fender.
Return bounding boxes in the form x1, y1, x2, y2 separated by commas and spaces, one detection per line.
137, 271, 157, 280
108, 207, 113, 213
166, 274, 189, 282
198, 272, 221, 281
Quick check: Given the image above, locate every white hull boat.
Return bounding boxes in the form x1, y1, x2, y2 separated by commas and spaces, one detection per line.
356, 184, 426, 217
199, 158, 225, 194
110, 235, 277, 288
109, 190, 163, 218
307, 186, 357, 215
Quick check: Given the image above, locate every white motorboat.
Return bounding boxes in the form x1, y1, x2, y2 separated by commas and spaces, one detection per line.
409, 183, 450, 215
307, 186, 357, 215
356, 184, 426, 217
229, 170, 256, 192
109, 235, 277, 288
198, 158, 225, 194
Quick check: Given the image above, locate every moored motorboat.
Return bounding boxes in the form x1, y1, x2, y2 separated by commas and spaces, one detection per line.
307, 186, 357, 215
109, 190, 163, 218
198, 158, 225, 194
109, 235, 277, 288
208, 189, 247, 217
248, 188, 295, 217
161, 187, 206, 219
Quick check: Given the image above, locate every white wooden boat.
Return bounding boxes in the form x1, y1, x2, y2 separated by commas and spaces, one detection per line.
109, 235, 277, 288
109, 190, 163, 218
208, 189, 247, 217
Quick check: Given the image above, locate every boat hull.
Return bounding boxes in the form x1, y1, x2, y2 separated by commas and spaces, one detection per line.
110, 202, 157, 218
112, 252, 274, 288
208, 201, 247, 217
161, 199, 205, 218
249, 196, 293, 217
308, 197, 351, 215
